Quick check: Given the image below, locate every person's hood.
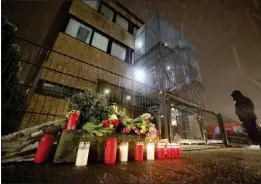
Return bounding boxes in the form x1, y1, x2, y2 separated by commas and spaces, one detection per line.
231, 90, 244, 101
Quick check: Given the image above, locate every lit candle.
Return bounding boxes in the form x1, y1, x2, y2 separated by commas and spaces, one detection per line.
156, 143, 165, 160
146, 143, 155, 160
119, 142, 128, 162
104, 138, 117, 164
75, 142, 90, 166
135, 142, 144, 161
66, 110, 80, 130
173, 144, 181, 158
167, 143, 174, 159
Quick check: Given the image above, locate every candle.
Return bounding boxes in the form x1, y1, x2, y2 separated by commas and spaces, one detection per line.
75, 142, 90, 166
66, 110, 80, 130
135, 142, 144, 161
167, 143, 174, 159
156, 143, 165, 160
146, 143, 155, 160
175, 144, 181, 158
119, 142, 128, 162
104, 138, 117, 164
34, 134, 54, 164
172, 144, 180, 158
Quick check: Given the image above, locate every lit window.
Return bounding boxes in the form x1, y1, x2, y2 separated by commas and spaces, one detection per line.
91, 32, 109, 52
111, 42, 126, 61
65, 19, 92, 44
100, 4, 114, 20
82, 0, 100, 10
116, 15, 128, 30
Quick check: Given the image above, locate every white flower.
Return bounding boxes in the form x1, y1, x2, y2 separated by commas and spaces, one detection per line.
109, 114, 118, 121
140, 113, 151, 120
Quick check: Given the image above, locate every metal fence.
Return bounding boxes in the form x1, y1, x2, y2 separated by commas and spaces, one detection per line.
202, 110, 224, 144
1, 31, 254, 147
1, 31, 162, 135
219, 115, 251, 145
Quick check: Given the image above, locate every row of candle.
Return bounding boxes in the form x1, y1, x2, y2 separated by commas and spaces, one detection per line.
75, 139, 181, 166
133, 142, 181, 161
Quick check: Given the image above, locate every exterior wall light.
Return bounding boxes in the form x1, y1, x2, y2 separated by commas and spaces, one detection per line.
134, 68, 145, 83
104, 89, 110, 94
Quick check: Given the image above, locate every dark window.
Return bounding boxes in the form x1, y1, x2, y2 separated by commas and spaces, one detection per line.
76, 26, 92, 42
100, 4, 114, 21
65, 19, 93, 44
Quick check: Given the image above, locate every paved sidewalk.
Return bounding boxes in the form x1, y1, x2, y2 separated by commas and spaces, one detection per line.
2, 148, 261, 184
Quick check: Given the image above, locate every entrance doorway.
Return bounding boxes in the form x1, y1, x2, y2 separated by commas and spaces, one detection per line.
170, 102, 205, 144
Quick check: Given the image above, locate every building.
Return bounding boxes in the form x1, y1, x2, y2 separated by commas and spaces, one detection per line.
2, 0, 207, 143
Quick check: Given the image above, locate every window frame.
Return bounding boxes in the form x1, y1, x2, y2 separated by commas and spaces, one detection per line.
115, 14, 129, 31
82, 0, 100, 11
111, 41, 127, 61
99, 3, 115, 21
81, 0, 141, 36
91, 31, 110, 52
64, 16, 134, 65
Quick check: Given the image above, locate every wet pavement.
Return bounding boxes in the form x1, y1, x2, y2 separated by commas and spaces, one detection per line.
2, 148, 261, 184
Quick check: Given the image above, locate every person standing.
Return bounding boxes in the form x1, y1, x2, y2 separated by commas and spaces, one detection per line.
231, 90, 261, 148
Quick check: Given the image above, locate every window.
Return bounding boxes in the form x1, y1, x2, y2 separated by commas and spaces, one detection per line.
111, 42, 126, 61
91, 32, 109, 52
100, 4, 114, 21
82, 0, 100, 10
116, 15, 128, 30
65, 19, 92, 44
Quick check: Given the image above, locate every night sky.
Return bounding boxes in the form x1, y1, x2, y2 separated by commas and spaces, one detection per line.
120, 0, 261, 120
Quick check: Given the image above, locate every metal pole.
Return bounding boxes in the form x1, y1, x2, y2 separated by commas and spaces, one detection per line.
217, 113, 229, 146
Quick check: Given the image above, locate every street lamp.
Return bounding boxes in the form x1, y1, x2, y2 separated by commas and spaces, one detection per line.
126, 95, 131, 100
134, 68, 145, 83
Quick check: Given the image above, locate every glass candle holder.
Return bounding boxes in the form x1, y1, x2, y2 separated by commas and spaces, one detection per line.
75, 142, 90, 166
66, 110, 80, 130
119, 142, 129, 162
135, 142, 144, 161
167, 143, 175, 159
34, 134, 54, 164
156, 143, 165, 160
174, 144, 181, 158
104, 138, 117, 164
146, 143, 155, 160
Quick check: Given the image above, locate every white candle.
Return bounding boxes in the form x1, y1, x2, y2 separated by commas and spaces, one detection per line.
119, 142, 128, 162
147, 143, 155, 160
75, 142, 90, 166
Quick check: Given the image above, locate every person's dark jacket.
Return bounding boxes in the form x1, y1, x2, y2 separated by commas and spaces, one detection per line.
231, 90, 257, 122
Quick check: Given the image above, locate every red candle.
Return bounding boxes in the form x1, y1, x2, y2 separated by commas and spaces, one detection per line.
104, 138, 117, 164
156, 143, 165, 160
135, 142, 144, 161
174, 145, 181, 158
66, 110, 80, 130
34, 134, 54, 163
167, 143, 175, 159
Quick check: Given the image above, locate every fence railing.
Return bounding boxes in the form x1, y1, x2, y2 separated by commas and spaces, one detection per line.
220, 115, 251, 145
1, 31, 162, 134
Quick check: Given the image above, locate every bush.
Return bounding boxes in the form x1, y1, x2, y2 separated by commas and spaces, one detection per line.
68, 89, 113, 128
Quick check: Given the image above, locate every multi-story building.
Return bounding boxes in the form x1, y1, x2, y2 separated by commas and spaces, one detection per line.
2, 0, 206, 143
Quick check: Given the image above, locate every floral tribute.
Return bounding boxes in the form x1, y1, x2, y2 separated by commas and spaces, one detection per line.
65, 90, 158, 140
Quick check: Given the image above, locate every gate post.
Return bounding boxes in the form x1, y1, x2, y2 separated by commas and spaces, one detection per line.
217, 113, 229, 146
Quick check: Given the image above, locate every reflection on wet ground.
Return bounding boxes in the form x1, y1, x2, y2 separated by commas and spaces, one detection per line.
2, 148, 261, 184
